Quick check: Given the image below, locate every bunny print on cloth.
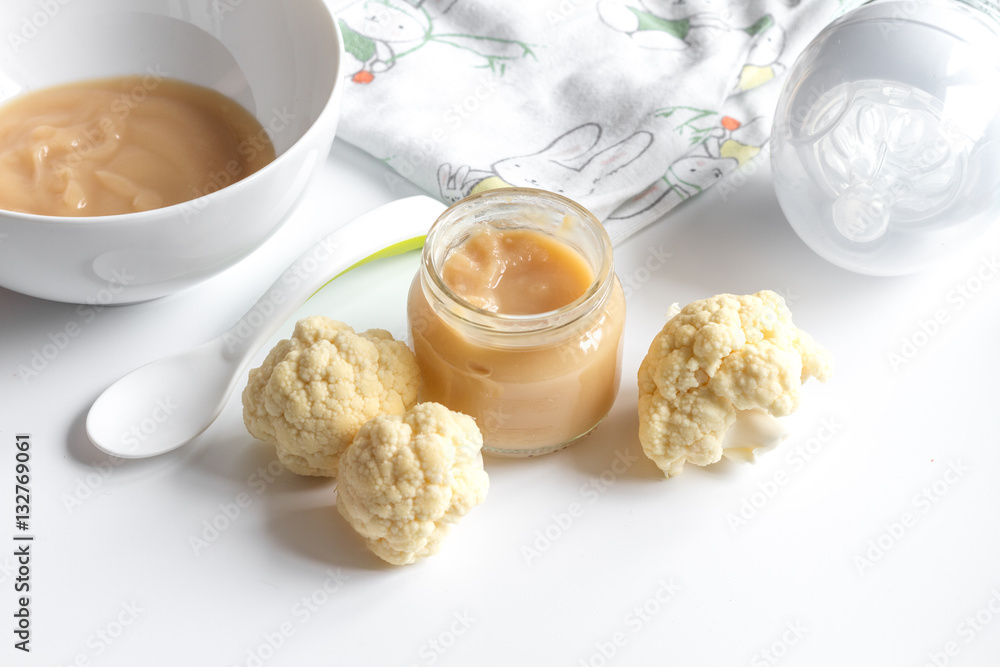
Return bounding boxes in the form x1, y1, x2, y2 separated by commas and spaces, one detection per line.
331, 0, 864, 243
597, 0, 770, 55
338, 0, 534, 84
610, 113, 770, 221
438, 124, 653, 204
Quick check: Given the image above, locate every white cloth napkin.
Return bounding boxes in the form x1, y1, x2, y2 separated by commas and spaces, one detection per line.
329, 0, 862, 243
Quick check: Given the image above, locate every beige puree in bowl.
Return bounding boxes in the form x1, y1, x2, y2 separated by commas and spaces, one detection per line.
0, 75, 275, 216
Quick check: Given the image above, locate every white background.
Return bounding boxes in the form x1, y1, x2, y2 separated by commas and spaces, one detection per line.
2, 129, 1000, 666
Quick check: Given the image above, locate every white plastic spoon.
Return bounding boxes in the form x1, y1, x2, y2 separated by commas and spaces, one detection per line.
86, 195, 446, 458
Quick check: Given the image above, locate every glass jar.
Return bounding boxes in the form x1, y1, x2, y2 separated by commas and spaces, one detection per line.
407, 188, 625, 457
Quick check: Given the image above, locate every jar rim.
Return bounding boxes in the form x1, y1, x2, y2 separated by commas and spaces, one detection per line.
421, 188, 614, 337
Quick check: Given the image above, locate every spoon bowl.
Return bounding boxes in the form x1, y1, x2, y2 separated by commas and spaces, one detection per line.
87, 338, 237, 458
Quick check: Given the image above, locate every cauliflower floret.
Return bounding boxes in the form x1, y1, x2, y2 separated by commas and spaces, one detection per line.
337, 402, 489, 565
242, 316, 419, 477
638, 291, 832, 477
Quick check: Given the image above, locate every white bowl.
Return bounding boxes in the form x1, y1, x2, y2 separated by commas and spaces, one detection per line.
0, 0, 343, 303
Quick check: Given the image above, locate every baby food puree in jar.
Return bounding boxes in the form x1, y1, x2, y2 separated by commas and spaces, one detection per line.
408, 188, 625, 456
0, 75, 275, 216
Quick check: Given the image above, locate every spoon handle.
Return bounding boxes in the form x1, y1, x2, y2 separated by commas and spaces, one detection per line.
220, 195, 446, 362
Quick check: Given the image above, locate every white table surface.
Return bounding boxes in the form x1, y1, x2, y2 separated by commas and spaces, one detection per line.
2, 136, 999, 667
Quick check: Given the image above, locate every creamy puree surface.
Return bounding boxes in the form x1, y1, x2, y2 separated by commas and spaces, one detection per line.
440, 227, 594, 315
0, 75, 275, 216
